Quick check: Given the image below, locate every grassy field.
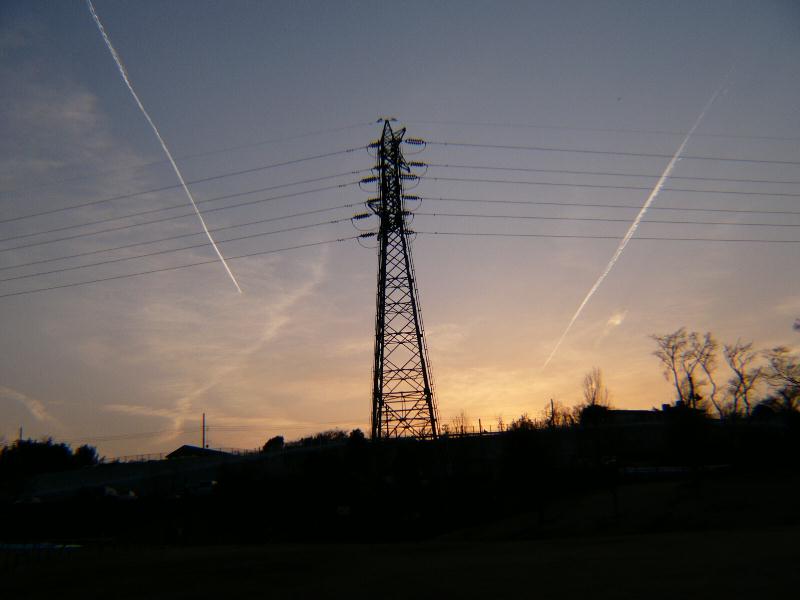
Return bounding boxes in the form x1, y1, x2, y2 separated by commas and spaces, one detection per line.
6, 472, 800, 598
6, 526, 798, 599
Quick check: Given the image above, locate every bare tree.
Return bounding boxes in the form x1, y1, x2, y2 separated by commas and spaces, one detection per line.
651, 328, 716, 409
450, 409, 472, 434
723, 341, 763, 418
582, 367, 611, 407
651, 328, 689, 404
695, 333, 722, 417
540, 398, 574, 428
496, 414, 505, 432
763, 346, 800, 412
682, 331, 717, 410
508, 413, 536, 431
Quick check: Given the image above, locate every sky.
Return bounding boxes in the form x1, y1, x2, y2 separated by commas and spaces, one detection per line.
1, 0, 799, 457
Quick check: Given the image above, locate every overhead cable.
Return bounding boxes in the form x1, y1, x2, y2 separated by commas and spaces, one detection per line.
420, 175, 800, 197
0, 170, 365, 244
0, 236, 358, 299
426, 141, 800, 166
406, 119, 800, 143
0, 202, 359, 272
417, 231, 800, 243
0, 121, 374, 197
0, 217, 353, 283
414, 211, 800, 228
0, 182, 358, 254
419, 195, 800, 216
425, 163, 800, 185
0, 146, 362, 225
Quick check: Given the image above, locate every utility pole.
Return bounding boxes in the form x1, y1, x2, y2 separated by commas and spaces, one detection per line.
364, 120, 438, 439
202, 413, 206, 448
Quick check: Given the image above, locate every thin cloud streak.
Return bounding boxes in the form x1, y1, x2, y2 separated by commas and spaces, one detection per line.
102, 250, 330, 444
1, 385, 59, 426
542, 79, 730, 370
85, 0, 242, 293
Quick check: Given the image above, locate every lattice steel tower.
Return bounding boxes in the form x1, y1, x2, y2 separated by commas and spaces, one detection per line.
367, 121, 438, 439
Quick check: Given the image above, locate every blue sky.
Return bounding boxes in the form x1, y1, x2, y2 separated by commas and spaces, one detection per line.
1, 1, 799, 456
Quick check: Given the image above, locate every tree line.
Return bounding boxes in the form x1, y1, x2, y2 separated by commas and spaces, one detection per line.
651, 326, 799, 419
445, 322, 799, 433
0, 438, 100, 493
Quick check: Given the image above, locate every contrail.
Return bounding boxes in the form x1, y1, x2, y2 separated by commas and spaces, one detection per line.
542, 80, 729, 369
86, 1, 242, 293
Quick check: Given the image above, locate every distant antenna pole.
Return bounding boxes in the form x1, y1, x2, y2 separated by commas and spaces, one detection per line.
366, 120, 438, 439
202, 413, 206, 448
18, 426, 22, 442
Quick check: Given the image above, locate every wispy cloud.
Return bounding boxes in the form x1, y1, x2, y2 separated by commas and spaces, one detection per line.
0, 385, 59, 426
99, 249, 332, 443
602, 310, 628, 336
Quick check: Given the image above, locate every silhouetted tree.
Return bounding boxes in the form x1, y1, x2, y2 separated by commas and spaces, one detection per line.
540, 399, 574, 428
724, 341, 763, 418
346, 429, 367, 452
652, 328, 690, 404
696, 334, 722, 418
262, 435, 285, 452
581, 367, 611, 408
651, 328, 716, 410
684, 331, 717, 411
73, 444, 100, 467
763, 346, 800, 412
450, 410, 471, 434
0, 438, 76, 483
577, 368, 612, 426
508, 413, 536, 432
496, 415, 505, 432
298, 430, 348, 447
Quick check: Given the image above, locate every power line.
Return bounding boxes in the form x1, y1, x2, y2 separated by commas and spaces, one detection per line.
207, 422, 358, 432
0, 181, 359, 254
0, 217, 353, 283
0, 235, 358, 299
425, 163, 800, 185
420, 175, 800, 197
63, 428, 195, 443
0, 120, 375, 196
8, 160, 797, 248
416, 231, 800, 243
8, 209, 795, 286
0, 170, 365, 244
426, 141, 800, 166
419, 195, 800, 216
413, 211, 800, 228
406, 119, 800, 143
0, 202, 359, 272
8, 167, 786, 253
63, 419, 363, 444
0, 146, 362, 225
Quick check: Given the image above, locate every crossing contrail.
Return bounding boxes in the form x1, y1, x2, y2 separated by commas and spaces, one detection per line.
86, 0, 242, 293
542, 80, 729, 369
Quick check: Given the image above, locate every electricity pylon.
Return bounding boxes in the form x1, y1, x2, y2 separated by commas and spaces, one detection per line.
365, 120, 438, 439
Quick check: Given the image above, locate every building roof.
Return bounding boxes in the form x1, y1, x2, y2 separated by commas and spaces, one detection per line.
166, 445, 231, 459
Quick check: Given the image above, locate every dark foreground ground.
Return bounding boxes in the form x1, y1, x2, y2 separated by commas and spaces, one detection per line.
6, 471, 800, 599
5, 526, 798, 599
4, 427, 799, 598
